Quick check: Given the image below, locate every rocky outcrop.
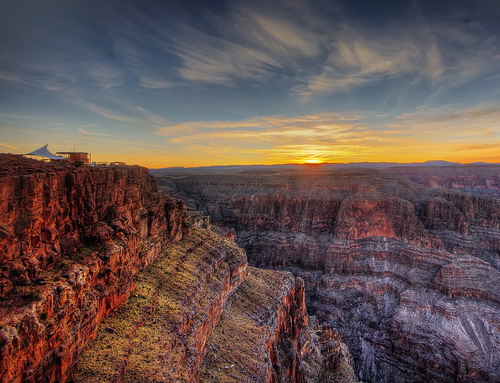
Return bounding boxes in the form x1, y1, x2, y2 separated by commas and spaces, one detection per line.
1, 155, 352, 383
157, 167, 500, 383
336, 192, 439, 248
71, 229, 248, 382
200, 266, 356, 383
71, 230, 356, 383
0, 155, 190, 383
296, 239, 499, 383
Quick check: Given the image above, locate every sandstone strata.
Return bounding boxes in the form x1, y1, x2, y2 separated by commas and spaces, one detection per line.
0, 155, 189, 383
72, 230, 356, 383
157, 167, 500, 383
0, 155, 353, 383
383, 165, 500, 199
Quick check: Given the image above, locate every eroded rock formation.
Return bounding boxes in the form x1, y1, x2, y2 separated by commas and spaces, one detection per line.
71, 229, 356, 383
383, 165, 500, 199
71, 229, 248, 382
0, 155, 354, 383
200, 266, 356, 383
0, 155, 190, 382
156, 166, 500, 383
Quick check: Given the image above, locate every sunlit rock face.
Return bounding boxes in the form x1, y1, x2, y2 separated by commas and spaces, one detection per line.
156, 166, 500, 383
0, 155, 190, 383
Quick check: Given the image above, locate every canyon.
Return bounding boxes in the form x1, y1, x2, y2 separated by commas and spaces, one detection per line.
0, 155, 354, 383
154, 164, 500, 383
382, 165, 500, 199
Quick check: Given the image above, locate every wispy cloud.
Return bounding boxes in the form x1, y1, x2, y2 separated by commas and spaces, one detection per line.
0, 142, 21, 151
293, 24, 445, 97
394, 104, 500, 137
80, 61, 125, 90
154, 113, 400, 163
73, 100, 135, 123
138, 75, 174, 89
118, 0, 498, 97
155, 113, 363, 137
78, 128, 110, 137
162, 2, 324, 85
153, 103, 500, 164
0, 69, 69, 92
174, 27, 280, 84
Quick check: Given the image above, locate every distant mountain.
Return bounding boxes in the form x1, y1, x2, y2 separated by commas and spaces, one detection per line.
469, 161, 500, 165
417, 160, 461, 166
149, 160, 498, 176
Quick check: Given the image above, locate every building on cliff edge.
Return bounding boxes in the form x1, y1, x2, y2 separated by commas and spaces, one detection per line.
24, 144, 91, 165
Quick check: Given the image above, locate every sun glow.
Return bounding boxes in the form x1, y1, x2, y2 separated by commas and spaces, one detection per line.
303, 157, 322, 164
296, 151, 329, 164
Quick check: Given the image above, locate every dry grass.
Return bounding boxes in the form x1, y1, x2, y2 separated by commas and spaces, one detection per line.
70, 228, 247, 383
199, 267, 295, 383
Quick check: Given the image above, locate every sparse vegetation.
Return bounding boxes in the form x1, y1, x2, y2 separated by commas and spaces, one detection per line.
323, 359, 359, 383
71, 228, 248, 383
69, 244, 99, 263
199, 267, 293, 383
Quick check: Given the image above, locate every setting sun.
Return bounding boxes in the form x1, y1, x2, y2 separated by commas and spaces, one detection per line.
302, 157, 323, 164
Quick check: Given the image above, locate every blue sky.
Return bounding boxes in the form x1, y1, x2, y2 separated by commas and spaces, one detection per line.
1, 0, 500, 166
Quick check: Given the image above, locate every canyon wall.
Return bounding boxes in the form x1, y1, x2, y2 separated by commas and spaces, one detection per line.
0, 155, 354, 382
0, 155, 190, 382
383, 165, 500, 199
71, 229, 356, 383
156, 167, 500, 383
71, 228, 248, 382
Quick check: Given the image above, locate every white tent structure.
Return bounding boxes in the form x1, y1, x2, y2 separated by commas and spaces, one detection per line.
26, 144, 64, 160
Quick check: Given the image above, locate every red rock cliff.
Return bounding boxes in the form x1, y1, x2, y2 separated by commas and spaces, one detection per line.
0, 155, 190, 383
71, 231, 356, 383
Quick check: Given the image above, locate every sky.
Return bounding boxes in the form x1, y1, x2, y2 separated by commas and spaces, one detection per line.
1, 0, 500, 167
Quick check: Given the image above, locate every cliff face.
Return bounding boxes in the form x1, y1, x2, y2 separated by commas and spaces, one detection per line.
0, 155, 190, 383
0, 155, 354, 383
157, 167, 500, 383
199, 267, 355, 383
71, 229, 248, 382
72, 230, 356, 383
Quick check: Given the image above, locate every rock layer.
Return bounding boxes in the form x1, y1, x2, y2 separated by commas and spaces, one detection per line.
72, 230, 356, 383
0, 155, 353, 383
0, 155, 190, 383
383, 165, 500, 199
71, 228, 248, 382
157, 167, 500, 383
200, 266, 357, 383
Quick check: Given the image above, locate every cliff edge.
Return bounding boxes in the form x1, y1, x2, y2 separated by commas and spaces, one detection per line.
0, 155, 190, 382
0, 155, 355, 382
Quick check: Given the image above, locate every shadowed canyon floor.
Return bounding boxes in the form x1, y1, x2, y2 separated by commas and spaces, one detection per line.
154, 165, 500, 383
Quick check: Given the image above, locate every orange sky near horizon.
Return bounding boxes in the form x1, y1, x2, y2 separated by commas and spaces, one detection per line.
2, 105, 499, 168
